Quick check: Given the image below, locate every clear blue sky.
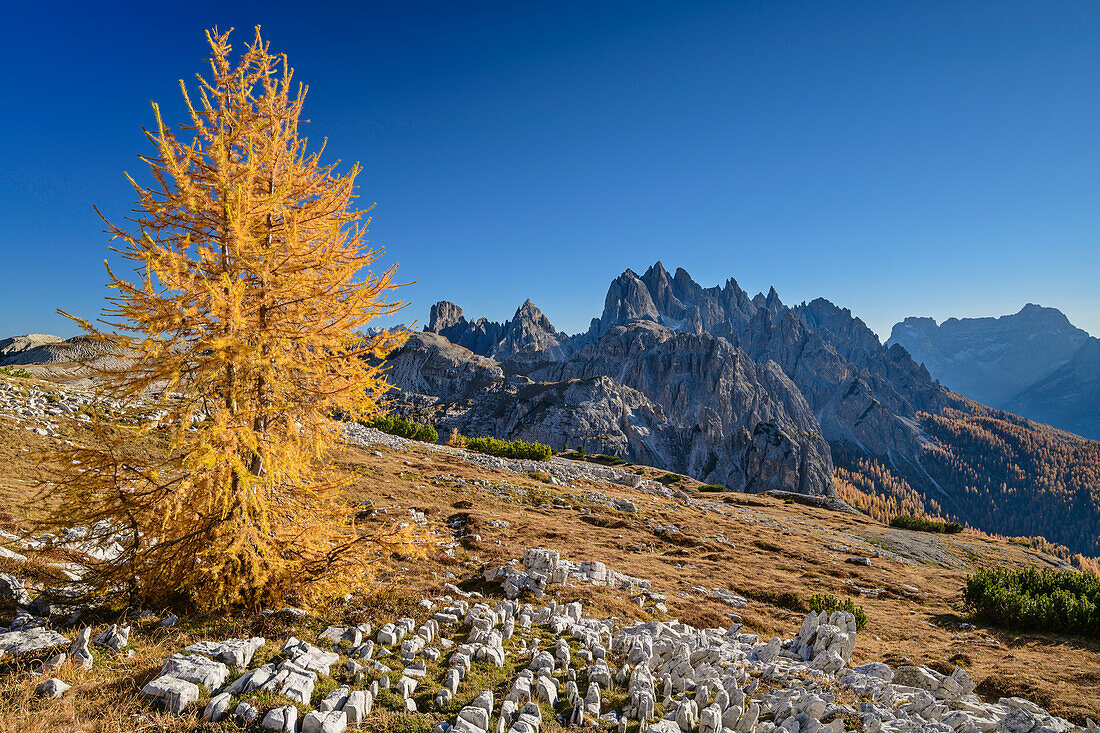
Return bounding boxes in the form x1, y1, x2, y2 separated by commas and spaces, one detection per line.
2, 1, 1098, 340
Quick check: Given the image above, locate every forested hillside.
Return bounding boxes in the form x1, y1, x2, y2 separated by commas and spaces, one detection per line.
921, 410, 1100, 556
834, 412, 1100, 561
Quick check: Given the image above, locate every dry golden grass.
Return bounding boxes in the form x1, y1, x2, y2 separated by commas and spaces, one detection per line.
328, 441, 1100, 724
0, 384, 1098, 728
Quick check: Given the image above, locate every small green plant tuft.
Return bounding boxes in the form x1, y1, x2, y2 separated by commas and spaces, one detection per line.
698, 484, 726, 492
808, 592, 868, 631
374, 688, 406, 711
361, 415, 438, 443
890, 514, 963, 534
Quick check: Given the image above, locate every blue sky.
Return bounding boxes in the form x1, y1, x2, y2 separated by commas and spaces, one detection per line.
2, 1, 1098, 340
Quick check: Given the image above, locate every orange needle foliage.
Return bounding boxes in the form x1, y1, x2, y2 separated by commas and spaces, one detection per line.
35, 27, 421, 611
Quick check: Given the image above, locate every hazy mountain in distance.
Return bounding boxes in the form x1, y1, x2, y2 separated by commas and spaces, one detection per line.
887, 304, 1091, 410
1004, 338, 1100, 440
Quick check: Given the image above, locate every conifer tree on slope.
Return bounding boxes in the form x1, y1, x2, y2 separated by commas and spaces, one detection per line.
36, 28, 420, 610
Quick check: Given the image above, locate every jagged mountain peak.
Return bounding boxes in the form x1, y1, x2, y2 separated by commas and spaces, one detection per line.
377, 263, 1100, 558
514, 298, 540, 316
427, 300, 465, 333
416, 263, 953, 485
643, 260, 670, 278
505, 299, 559, 337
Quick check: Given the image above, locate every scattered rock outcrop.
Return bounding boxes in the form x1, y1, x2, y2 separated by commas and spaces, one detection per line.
483, 548, 652, 598
0, 628, 69, 659
0, 532, 1088, 732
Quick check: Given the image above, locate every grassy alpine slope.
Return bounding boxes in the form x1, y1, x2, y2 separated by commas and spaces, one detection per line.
0, 374, 1098, 729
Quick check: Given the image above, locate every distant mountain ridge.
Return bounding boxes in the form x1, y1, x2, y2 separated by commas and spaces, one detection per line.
887, 305, 1099, 439
1006, 339, 1100, 440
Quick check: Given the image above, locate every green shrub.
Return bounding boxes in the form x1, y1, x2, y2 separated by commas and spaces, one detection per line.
465, 436, 553, 462
964, 567, 1100, 636
808, 592, 868, 631
0, 366, 31, 379
890, 514, 963, 534
698, 484, 726, 492
360, 415, 438, 443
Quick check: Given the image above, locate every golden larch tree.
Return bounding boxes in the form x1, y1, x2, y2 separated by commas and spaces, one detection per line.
35, 27, 419, 611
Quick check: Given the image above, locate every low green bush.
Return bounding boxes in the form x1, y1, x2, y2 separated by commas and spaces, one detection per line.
361, 415, 438, 443
0, 366, 31, 379
698, 484, 726, 492
963, 567, 1100, 636
808, 592, 868, 631
890, 514, 963, 534
465, 436, 553, 462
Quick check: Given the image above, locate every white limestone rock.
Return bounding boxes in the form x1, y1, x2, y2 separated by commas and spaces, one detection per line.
0, 628, 70, 658
70, 626, 93, 669
345, 689, 372, 724
0, 572, 33, 607
303, 710, 348, 733
35, 677, 70, 699
202, 692, 232, 722
184, 637, 265, 667
160, 653, 230, 691
234, 701, 260, 724
92, 624, 129, 652
141, 674, 200, 713
320, 684, 351, 712
261, 705, 299, 731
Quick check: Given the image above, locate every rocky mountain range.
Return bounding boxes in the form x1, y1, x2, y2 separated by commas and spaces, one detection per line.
384, 263, 963, 498
887, 305, 1100, 440
378, 263, 1100, 556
